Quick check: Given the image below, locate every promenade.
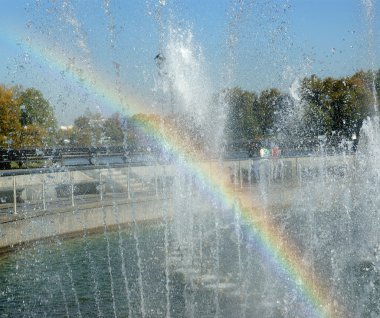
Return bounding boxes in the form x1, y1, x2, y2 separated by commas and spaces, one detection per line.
0, 154, 354, 252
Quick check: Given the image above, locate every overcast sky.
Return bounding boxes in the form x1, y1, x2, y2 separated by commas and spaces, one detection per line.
0, 0, 379, 124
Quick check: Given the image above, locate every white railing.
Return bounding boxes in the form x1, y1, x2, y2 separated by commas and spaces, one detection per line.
0, 154, 354, 216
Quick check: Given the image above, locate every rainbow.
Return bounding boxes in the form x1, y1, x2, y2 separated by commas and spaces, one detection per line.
3, 31, 346, 318
139, 120, 344, 318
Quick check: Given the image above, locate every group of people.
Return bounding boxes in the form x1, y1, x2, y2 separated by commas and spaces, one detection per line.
259, 146, 281, 158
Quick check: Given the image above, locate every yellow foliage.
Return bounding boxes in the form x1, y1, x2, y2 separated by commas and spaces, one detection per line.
0, 85, 56, 149
0, 86, 22, 148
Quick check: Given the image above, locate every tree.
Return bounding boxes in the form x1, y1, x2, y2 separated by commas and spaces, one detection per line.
127, 113, 163, 151
376, 69, 380, 102
72, 113, 101, 147
300, 73, 372, 147
256, 88, 283, 137
103, 113, 124, 146
0, 86, 22, 148
225, 87, 259, 144
19, 88, 57, 147
300, 75, 336, 139
56, 125, 74, 146
71, 112, 125, 147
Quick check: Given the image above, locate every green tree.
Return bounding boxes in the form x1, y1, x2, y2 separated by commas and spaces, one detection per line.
127, 113, 163, 151
72, 111, 125, 147
301, 75, 337, 138
375, 69, 380, 102
72, 113, 99, 146
225, 87, 259, 143
256, 88, 283, 137
19, 88, 57, 146
300, 74, 372, 146
19, 88, 56, 130
103, 113, 124, 145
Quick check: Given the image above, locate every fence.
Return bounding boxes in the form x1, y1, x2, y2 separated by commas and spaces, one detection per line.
0, 154, 355, 217
0, 164, 176, 217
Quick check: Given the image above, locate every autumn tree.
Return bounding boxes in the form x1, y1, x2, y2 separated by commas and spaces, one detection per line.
0, 85, 58, 149
0, 86, 22, 148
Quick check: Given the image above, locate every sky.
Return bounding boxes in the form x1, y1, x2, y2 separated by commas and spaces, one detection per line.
0, 0, 379, 124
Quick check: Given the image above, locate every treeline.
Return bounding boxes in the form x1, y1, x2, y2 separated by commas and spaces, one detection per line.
0, 85, 205, 152
225, 70, 378, 152
59, 112, 204, 153
0, 68, 379, 153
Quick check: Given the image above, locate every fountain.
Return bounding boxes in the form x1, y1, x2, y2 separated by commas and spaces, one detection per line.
0, 1, 380, 317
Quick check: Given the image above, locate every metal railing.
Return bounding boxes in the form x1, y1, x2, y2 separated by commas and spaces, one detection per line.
0, 152, 355, 217
0, 145, 356, 170
0, 162, 175, 218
